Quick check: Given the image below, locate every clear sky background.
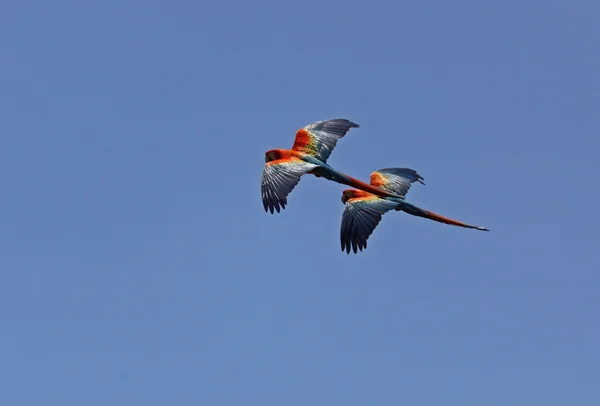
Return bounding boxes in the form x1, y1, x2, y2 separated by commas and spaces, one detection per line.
1, 1, 599, 405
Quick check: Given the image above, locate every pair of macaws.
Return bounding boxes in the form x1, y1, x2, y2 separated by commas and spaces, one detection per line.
261, 119, 488, 254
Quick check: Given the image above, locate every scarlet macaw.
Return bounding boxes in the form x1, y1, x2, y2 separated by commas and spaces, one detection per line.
262, 119, 404, 213
340, 168, 489, 253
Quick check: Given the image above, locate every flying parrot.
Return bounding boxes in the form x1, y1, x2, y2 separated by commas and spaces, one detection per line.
261, 119, 404, 214
340, 168, 489, 254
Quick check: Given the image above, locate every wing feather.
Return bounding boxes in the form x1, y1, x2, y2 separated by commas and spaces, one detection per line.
340, 197, 398, 253
369, 167, 425, 198
261, 158, 316, 213
292, 119, 359, 163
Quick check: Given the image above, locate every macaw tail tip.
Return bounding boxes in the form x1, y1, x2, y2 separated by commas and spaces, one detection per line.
477, 226, 490, 231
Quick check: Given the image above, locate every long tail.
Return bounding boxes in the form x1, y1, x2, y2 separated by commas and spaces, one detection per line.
310, 163, 403, 199
399, 201, 489, 231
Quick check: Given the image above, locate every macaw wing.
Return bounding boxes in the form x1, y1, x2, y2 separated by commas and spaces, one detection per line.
341, 196, 398, 254
261, 158, 317, 213
369, 167, 425, 198
292, 119, 359, 163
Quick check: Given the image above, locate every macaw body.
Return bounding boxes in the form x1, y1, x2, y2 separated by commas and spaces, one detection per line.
262, 119, 403, 213
341, 168, 489, 254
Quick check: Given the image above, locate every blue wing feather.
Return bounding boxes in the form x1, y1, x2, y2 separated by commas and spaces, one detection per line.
261, 159, 317, 213
370, 167, 425, 198
340, 198, 398, 254
293, 119, 359, 163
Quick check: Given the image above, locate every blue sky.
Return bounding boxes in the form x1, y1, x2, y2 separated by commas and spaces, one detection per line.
1, 1, 599, 404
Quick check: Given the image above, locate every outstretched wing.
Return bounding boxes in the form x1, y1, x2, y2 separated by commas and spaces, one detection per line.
292, 119, 359, 163
369, 167, 425, 198
341, 196, 398, 254
261, 158, 317, 214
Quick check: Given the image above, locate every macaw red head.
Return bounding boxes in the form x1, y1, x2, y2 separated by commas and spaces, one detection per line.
342, 189, 374, 204
265, 149, 283, 163
341, 189, 359, 204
